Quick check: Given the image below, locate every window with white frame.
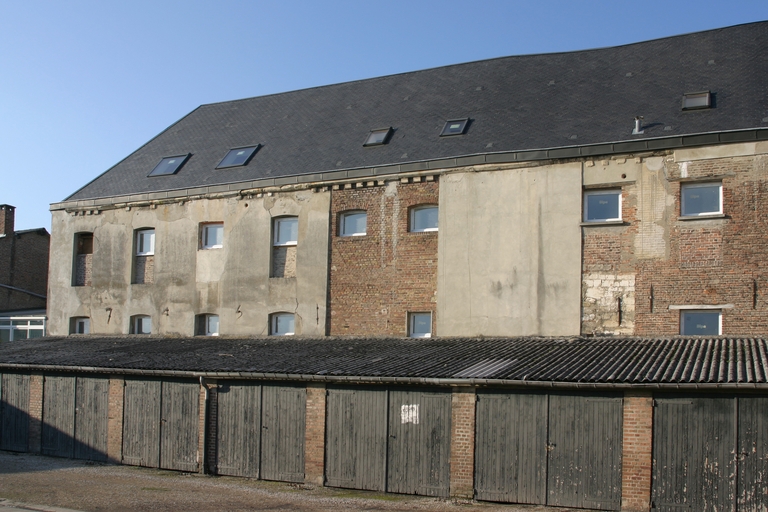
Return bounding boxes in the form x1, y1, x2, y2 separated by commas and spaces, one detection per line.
131, 315, 152, 335
408, 312, 432, 338
196, 314, 219, 336
680, 310, 721, 335
201, 223, 223, 249
70, 317, 90, 334
135, 229, 155, 255
339, 211, 367, 236
273, 217, 298, 246
583, 189, 622, 222
270, 313, 295, 336
681, 182, 722, 217
410, 205, 438, 232
0, 316, 46, 341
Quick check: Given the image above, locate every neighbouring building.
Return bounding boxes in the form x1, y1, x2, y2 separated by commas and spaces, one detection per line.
0, 204, 49, 340
3, 22, 768, 512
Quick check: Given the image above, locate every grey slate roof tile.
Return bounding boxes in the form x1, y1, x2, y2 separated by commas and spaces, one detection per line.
2, 336, 768, 386
66, 22, 768, 202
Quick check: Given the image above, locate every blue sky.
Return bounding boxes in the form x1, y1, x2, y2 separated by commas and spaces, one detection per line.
2, 0, 767, 231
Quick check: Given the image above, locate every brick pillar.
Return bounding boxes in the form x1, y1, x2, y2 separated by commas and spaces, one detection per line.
27, 373, 43, 453
205, 380, 218, 474
621, 391, 653, 511
449, 386, 476, 499
107, 376, 124, 464
304, 383, 326, 485
0, 204, 15, 236
197, 379, 210, 474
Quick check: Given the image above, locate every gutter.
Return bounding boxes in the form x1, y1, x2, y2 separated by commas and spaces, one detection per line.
0, 283, 46, 300
2, 363, 766, 391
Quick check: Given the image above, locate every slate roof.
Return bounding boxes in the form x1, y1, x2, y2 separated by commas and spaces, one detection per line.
65, 22, 768, 203
2, 336, 768, 388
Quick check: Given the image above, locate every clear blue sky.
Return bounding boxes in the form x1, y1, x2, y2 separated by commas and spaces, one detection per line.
2, 0, 767, 231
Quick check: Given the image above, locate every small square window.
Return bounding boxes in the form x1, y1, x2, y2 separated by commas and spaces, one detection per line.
274, 217, 298, 246
340, 211, 367, 236
682, 91, 711, 110
681, 182, 722, 217
132, 315, 152, 335
440, 118, 469, 137
411, 205, 438, 232
148, 154, 191, 177
201, 223, 223, 249
136, 229, 155, 256
681, 310, 721, 335
409, 312, 432, 338
216, 145, 260, 169
70, 317, 90, 334
196, 314, 219, 336
271, 313, 295, 336
583, 189, 622, 222
363, 127, 393, 147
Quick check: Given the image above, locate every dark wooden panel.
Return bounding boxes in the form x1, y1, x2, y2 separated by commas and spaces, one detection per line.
738, 396, 768, 512
387, 389, 451, 497
325, 387, 387, 491
547, 394, 622, 511
215, 380, 261, 478
41, 375, 76, 458
122, 379, 161, 467
474, 391, 548, 504
652, 396, 735, 512
160, 380, 199, 472
73, 377, 109, 462
261, 384, 306, 483
0, 373, 30, 452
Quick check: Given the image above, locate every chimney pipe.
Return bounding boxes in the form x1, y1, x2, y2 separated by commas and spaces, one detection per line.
632, 116, 644, 135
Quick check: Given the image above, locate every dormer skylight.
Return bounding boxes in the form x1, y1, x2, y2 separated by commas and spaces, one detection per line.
148, 154, 191, 177
440, 118, 469, 137
363, 127, 393, 147
682, 91, 711, 110
216, 145, 260, 169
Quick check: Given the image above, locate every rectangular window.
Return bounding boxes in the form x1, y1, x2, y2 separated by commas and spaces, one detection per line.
340, 211, 367, 236
0, 316, 46, 341
681, 310, 721, 335
271, 313, 295, 336
681, 182, 722, 217
136, 229, 155, 256
411, 205, 438, 232
273, 217, 298, 246
272, 217, 298, 278
409, 312, 432, 338
682, 91, 711, 110
201, 223, 223, 249
131, 315, 152, 334
70, 317, 90, 334
196, 314, 219, 336
583, 189, 622, 222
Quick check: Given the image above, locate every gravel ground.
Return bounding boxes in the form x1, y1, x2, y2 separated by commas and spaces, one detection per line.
0, 451, 587, 512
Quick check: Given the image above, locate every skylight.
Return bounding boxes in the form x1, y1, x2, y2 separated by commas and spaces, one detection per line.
440, 118, 469, 137
682, 91, 711, 110
148, 154, 191, 177
216, 145, 260, 169
363, 127, 393, 147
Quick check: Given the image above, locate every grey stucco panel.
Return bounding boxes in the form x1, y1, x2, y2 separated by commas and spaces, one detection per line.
436, 164, 582, 336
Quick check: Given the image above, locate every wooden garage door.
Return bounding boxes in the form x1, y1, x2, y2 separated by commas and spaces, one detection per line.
215, 380, 261, 477
122, 379, 161, 467
261, 384, 306, 483
475, 391, 622, 510
0, 372, 30, 452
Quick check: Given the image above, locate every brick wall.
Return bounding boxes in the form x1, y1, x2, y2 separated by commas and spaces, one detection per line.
621, 391, 653, 512
449, 387, 475, 499
206, 382, 218, 474
328, 178, 438, 336
304, 383, 326, 485
0, 205, 14, 235
27, 373, 43, 453
107, 376, 124, 463
133, 255, 154, 284
197, 380, 208, 473
0, 229, 49, 311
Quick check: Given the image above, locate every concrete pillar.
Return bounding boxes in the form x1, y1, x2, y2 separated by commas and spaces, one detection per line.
621, 390, 653, 511
27, 373, 43, 453
107, 376, 124, 464
304, 383, 326, 485
449, 386, 476, 498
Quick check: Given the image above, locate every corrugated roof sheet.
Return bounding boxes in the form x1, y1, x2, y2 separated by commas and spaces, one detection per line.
2, 336, 768, 387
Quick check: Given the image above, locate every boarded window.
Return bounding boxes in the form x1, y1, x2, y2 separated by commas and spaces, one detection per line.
74, 233, 93, 286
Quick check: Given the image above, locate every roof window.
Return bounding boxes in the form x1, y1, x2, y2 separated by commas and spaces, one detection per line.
216, 145, 260, 169
682, 91, 711, 110
363, 127, 393, 147
148, 154, 190, 177
440, 118, 469, 137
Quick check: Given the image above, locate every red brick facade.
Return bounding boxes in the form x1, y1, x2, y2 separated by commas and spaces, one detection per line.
621, 391, 653, 512
449, 387, 476, 499
27, 373, 43, 453
304, 383, 326, 485
107, 376, 124, 463
328, 178, 438, 336
0, 206, 49, 312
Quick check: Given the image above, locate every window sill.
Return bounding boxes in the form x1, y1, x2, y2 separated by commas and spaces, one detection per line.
677, 214, 726, 221
580, 220, 626, 227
